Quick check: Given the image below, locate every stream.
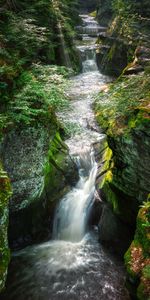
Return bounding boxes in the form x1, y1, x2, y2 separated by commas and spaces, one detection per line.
0, 15, 130, 300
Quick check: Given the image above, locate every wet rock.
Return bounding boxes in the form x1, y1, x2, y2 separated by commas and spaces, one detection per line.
124, 64, 144, 75
0, 126, 78, 249
99, 205, 118, 240
88, 192, 103, 227
97, 38, 128, 76
98, 204, 133, 255
124, 46, 150, 75
95, 126, 150, 249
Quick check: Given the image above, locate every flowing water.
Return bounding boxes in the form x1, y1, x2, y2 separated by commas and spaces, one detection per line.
0, 15, 130, 300
53, 148, 98, 242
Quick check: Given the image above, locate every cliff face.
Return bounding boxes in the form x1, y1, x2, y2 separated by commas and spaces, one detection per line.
95, 0, 150, 298
0, 126, 78, 249
95, 73, 150, 254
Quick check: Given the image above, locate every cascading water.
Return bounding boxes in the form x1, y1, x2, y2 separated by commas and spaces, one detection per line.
0, 14, 130, 300
53, 148, 97, 242
77, 15, 99, 72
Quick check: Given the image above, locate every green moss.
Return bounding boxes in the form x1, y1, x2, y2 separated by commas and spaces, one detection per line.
95, 71, 150, 224
137, 281, 150, 300
138, 265, 150, 299
137, 283, 146, 300
98, 142, 137, 219
108, 44, 116, 61
143, 265, 150, 279
102, 181, 120, 213
135, 202, 150, 256
124, 243, 137, 278
44, 131, 71, 206
125, 199, 150, 300
99, 143, 113, 190
0, 163, 12, 292
136, 218, 150, 256
90, 11, 97, 17
124, 247, 131, 271
99, 143, 120, 213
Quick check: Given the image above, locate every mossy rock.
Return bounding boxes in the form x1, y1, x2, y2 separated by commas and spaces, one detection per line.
124, 201, 150, 300
137, 265, 150, 300
0, 163, 12, 292
99, 141, 139, 224
136, 204, 150, 255
1, 126, 78, 248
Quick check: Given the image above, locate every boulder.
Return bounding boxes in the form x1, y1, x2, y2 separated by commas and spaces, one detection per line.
0, 126, 78, 249
98, 203, 133, 255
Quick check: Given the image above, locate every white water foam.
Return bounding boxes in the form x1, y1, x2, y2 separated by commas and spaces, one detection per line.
53, 147, 97, 242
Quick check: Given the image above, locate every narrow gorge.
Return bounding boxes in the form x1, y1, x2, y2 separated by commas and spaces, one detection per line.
0, 1, 150, 300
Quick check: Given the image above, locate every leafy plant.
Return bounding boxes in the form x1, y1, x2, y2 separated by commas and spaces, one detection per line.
7, 65, 70, 126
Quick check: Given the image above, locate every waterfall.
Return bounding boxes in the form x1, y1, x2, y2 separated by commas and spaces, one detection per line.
52, 14, 101, 242
1, 14, 128, 300
82, 57, 98, 72
53, 147, 97, 242
76, 15, 101, 73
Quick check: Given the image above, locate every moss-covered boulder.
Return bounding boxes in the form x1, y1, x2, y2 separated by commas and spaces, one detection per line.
0, 125, 78, 249
0, 164, 12, 292
124, 200, 150, 300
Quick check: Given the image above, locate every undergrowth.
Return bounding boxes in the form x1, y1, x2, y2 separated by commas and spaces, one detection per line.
95, 73, 150, 133
0, 65, 73, 135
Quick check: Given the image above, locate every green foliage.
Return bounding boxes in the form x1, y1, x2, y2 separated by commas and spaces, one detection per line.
0, 0, 80, 132
95, 73, 150, 134
112, 0, 133, 15
112, 0, 150, 17
142, 265, 150, 279
0, 0, 79, 68
107, 0, 150, 56
6, 65, 71, 126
